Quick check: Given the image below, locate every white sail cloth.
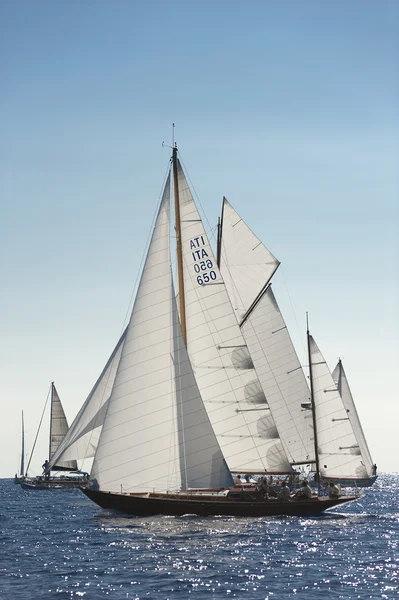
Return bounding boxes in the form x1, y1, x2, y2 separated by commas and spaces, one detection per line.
241, 287, 314, 465
47, 331, 126, 470
219, 198, 280, 320
219, 200, 314, 466
177, 161, 290, 473
50, 384, 78, 471
332, 360, 374, 477
309, 336, 368, 479
90, 175, 233, 493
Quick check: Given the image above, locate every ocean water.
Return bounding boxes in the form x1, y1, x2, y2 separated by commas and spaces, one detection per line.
0, 475, 397, 599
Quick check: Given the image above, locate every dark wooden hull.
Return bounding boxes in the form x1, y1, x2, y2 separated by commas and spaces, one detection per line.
82, 488, 359, 517
21, 479, 88, 490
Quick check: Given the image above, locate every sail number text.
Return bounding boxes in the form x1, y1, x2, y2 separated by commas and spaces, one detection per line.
189, 236, 217, 285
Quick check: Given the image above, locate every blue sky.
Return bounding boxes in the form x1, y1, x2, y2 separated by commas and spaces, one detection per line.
1, 0, 397, 477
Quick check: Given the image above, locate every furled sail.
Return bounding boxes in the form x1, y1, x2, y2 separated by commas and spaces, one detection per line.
309, 336, 368, 479
177, 161, 290, 473
50, 384, 78, 471
218, 201, 314, 466
90, 175, 233, 493
219, 197, 280, 321
332, 359, 374, 477
47, 329, 127, 471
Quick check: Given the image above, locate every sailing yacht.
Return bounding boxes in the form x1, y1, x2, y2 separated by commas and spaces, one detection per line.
331, 359, 377, 486
21, 383, 87, 489
82, 145, 359, 516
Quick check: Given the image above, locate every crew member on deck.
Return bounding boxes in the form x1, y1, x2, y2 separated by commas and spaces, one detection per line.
278, 481, 291, 501
294, 480, 313, 500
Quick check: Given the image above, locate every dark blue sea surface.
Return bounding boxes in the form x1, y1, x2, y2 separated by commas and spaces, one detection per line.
0, 475, 397, 599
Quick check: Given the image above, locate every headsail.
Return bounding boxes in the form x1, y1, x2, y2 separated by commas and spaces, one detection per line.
90, 174, 233, 493
47, 330, 127, 471
332, 359, 374, 477
50, 383, 78, 471
218, 199, 314, 467
219, 197, 280, 321
177, 161, 290, 473
308, 336, 368, 480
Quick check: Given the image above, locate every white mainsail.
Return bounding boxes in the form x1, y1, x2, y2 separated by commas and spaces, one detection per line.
219, 197, 280, 320
90, 175, 233, 493
332, 359, 374, 477
50, 384, 78, 471
47, 329, 127, 470
309, 336, 368, 480
177, 161, 290, 473
219, 199, 314, 466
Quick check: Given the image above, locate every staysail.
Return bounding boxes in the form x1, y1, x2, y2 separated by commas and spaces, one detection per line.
332, 359, 374, 476
308, 336, 368, 480
219, 197, 280, 321
50, 383, 78, 471
177, 161, 290, 473
90, 175, 233, 493
218, 199, 314, 467
47, 330, 127, 471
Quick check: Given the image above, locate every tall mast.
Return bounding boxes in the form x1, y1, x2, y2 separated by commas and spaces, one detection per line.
216, 217, 221, 268
49, 381, 54, 464
306, 314, 321, 489
172, 145, 187, 344
20, 411, 25, 477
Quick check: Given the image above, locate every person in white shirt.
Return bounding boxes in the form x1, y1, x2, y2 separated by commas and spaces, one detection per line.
328, 482, 341, 498
277, 481, 291, 501
294, 480, 313, 500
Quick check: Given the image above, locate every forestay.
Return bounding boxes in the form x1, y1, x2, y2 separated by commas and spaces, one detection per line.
47, 330, 127, 470
309, 336, 368, 479
332, 359, 374, 477
50, 384, 78, 471
90, 175, 233, 493
219, 198, 280, 321
177, 161, 290, 473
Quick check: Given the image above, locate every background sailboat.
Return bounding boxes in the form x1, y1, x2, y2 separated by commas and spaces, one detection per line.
331, 359, 377, 486
83, 146, 359, 517
22, 383, 86, 490
14, 411, 26, 484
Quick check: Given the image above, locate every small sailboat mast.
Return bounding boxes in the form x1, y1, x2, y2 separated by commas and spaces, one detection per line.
20, 411, 25, 477
306, 313, 321, 489
48, 382, 55, 463
172, 144, 187, 344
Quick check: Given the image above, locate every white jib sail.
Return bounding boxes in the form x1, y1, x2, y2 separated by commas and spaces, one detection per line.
240, 287, 315, 466
50, 385, 77, 471
332, 360, 374, 477
90, 174, 233, 493
218, 200, 314, 466
309, 336, 368, 479
47, 329, 127, 470
177, 160, 290, 473
219, 197, 280, 320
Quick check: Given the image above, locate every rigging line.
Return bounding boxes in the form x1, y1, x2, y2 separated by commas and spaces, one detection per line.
120, 159, 172, 335
25, 383, 52, 476
278, 265, 308, 366
178, 156, 219, 244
